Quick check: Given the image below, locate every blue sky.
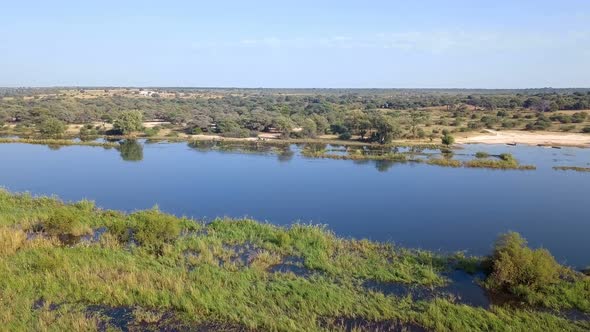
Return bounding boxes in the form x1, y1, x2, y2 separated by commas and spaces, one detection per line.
1, 0, 589, 88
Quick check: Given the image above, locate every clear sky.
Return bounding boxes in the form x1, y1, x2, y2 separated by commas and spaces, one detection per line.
2, 0, 590, 88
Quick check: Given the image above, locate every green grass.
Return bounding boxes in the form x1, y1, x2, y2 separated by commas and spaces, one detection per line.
464, 153, 536, 170
475, 151, 490, 158
427, 158, 462, 167
0, 138, 118, 148
0, 189, 587, 331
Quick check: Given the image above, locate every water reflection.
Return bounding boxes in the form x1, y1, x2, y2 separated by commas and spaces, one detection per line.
1, 141, 590, 266
375, 160, 396, 172
188, 140, 286, 156
441, 149, 454, 159
118, 140, 143, 161
277, 147, 294, 162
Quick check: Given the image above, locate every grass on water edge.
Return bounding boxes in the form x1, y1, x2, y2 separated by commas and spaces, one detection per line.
0, 189, 588, 331
553, 166, 590, 172
0, 138, 118, 148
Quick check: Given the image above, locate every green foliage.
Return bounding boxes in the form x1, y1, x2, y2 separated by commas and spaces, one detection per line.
427, 158, 461, 167
38, 118, 66, 137
216, 119, 252, 138
300, 118, 318, 138
464, 153, 535, 170
487, 232, 560, 290
0, 137, 117, 148
130, 208, 181, 249
370, 114, 401, 144
475, 151, 489, 158
113, 110, 143, 134
441, 134, 455, 146
143, 126, 160, 137
0, 191, 588, 330
499, 153, 515, 162
43, 207, 92, 237
525, 115, 552, 130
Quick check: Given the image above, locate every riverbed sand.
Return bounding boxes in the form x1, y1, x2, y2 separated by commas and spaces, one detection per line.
456, 130, 590, 147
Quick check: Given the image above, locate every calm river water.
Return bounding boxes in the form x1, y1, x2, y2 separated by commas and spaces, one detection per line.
1, 141, 589, 267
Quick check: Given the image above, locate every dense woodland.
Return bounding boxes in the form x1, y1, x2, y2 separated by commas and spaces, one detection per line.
1, 88, 590, 143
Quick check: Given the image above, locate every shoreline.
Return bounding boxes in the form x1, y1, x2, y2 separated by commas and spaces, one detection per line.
3, 125, 590, 148
456, 130, 590, 148
0, 189, 588, 330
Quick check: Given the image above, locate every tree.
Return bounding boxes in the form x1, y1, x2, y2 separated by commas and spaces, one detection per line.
371, 115, 401, 144
344, 110, 371, 140
409, 111, 426, 138
301, 118, 318, 138
39, 118, 66, 137
533, 100, 551, 113
311, 114, 329, 134
113, 111, 143, 134
441, 133, 455, 146
272, 116, 293, 138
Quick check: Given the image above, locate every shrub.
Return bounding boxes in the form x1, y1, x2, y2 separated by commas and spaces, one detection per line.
582, 126, 590, 133
130, 209, 181, 249
572, 112, 587, 123
39, 118, 66, 137
43, 208, 91, 237
499, 153, 516, 163
338, 131, 352, 140
475, 151, 489, 158
487, 232, 560, 290
441, 134, 455, 146
143, 127, 160, 137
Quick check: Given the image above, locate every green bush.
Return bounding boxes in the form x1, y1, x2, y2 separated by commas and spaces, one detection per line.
475, 151, 489, 158
499, 153, 516, 163
43, 208, 91, 237
113, 110, 143, 134
143, 127, 160, 137
487, 232, 560, 290
130, 209, 181, 249
338, 131, 352, 140
441, 134, 455, 146
39, 118, 66, 137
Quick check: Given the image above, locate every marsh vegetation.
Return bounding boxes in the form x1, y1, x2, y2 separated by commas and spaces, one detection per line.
0, 190, 588, 331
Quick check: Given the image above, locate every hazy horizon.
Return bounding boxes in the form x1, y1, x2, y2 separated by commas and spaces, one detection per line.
2, 0, 590, 88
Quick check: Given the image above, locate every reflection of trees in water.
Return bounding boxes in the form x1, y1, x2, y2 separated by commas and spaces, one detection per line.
302, 143, 327, 156
119, 140, 143, 161
188, 140, 217, 152
47, 144, 62, 151
188, 140, 278, 155
375, 160, 395, 172
277, 147, 294, 162
441, 148, 454, 160
352, 159, 371, 166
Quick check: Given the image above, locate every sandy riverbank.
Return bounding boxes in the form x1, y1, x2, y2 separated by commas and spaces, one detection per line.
456, 130, 590, 148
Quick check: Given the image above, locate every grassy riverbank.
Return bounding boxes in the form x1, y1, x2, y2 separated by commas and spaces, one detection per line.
0, 138, 118, 148
0, 190, 588, 331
